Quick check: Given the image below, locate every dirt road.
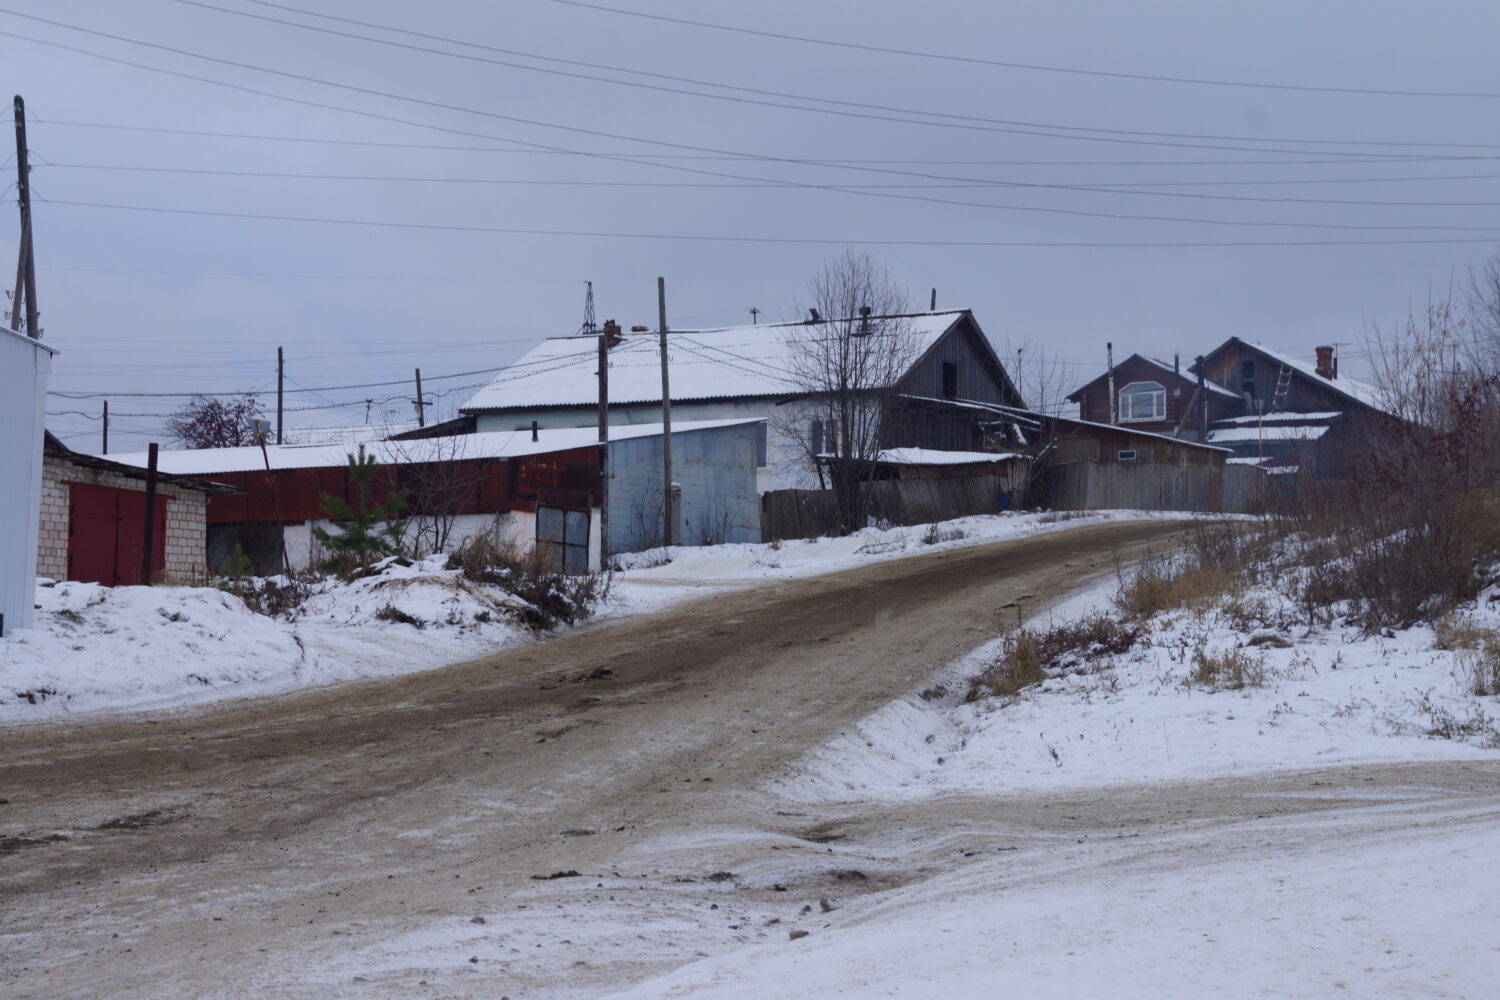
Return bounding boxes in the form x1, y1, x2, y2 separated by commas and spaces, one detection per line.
4, 519, 1494, 998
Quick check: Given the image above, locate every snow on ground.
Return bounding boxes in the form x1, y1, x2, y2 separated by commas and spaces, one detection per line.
603, 794, 1500, 1000
0, 510, 1197, 723
769, 574, 1500, 805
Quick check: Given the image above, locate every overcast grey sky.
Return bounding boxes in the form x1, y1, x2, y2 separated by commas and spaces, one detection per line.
8, 0, 1500, 451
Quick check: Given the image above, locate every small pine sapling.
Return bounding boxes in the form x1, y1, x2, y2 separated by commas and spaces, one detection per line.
313, 445, 408, 577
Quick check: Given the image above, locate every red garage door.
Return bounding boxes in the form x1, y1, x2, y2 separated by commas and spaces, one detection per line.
68, 483, 168, 586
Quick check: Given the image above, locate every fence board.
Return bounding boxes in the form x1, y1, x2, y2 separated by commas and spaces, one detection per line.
762, 473, 1013, 541
1034, 461, 1264, 515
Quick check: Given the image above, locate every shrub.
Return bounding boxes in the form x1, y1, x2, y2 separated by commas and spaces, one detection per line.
1189, 646, 1266, 690
446, 533, 605, 632
374, 604, 424, 628
921, 523, 967, 545
234, 576, 313, 620
968, 612, 1142, 701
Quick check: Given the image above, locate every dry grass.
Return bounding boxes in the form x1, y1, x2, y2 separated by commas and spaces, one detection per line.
446, 532, 605, 632
968, 613, 1142, 701
1189, 646, 1267, 690
1115, 560, 1239, 620
1457, 641, 1500, 697
1434, 612, 1500, 651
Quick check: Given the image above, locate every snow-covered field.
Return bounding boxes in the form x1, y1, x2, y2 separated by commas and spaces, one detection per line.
0, 509, 1193, 722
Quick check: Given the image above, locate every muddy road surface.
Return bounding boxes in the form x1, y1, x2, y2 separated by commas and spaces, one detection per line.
12, 519, 1478, 999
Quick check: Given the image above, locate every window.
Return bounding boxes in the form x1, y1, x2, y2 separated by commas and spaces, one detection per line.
1117, 449, 1138, 461
1240, 359, 1256, 396
941, 361, 958, 398
1118, 381, 1166, 422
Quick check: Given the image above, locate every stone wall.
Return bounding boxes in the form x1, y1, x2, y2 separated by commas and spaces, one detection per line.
39, 456, 211, 582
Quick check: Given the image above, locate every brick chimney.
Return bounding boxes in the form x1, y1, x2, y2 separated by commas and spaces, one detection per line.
603, 319, 623, 348
1314, 345, 1335, 379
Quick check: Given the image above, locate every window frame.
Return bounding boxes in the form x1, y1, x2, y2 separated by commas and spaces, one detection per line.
1117, 380, 1167, 423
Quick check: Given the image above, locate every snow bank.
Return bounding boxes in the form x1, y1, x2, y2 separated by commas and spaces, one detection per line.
770, 574, 1500, 804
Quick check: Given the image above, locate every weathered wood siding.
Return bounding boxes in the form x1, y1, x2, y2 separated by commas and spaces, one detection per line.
894, 317, 1020, 407
762, 470, 1025, 541
1071, 355, 1237, 433
1034, 460, 1265, 514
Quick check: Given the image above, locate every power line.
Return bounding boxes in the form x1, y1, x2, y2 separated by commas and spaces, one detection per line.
547, 0, 1500, 100
41, 160, 1500, 208
14, 21, 1500, 234
175, 0, 1500, 152
40, 197, 1500, 243
36, 121, 1492, 167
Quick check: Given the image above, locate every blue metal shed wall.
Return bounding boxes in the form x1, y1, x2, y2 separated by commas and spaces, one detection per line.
0, 330, 54, 633
607, 424, 762, 555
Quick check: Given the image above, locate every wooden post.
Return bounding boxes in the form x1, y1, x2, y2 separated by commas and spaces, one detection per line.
1196, 356, 1208, 439
597, 320, 609, 564
1106, 342, 1116, 424
414, 367, 426, 427
101, 401, 109, 455
276, 346, 284, 444
140, 443, 159, 585
658, 277, 673, 548
930, 287, 937, 311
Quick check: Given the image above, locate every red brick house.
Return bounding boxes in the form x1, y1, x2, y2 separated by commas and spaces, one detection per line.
1066, 354, 1238, 437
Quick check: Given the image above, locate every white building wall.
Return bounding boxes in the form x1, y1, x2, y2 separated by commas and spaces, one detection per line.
0, 329, 55, 633
280, 510, 540, 573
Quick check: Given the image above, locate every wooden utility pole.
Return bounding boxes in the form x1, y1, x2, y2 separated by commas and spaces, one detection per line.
1106, 341, 1117, 424
276, 346, 285, 444
658, 277, 674, 548
101, 401, 109, 455
413, 368, 426, 427
597, 318, 610, 565
930, 287, 937, 311
1196, 356, 1208, 439
11, 95, 39, 338
140, 443, 160, 586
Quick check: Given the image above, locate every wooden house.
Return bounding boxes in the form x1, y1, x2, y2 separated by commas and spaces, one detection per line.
1065, 353, 1239, 438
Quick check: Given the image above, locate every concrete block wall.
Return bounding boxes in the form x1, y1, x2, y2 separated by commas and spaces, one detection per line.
39, 456, 211, 582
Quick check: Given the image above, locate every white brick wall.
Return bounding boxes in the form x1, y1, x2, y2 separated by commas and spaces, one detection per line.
39, 456, 210, 583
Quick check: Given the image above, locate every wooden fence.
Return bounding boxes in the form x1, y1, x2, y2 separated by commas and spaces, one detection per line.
1033, 460, 1265, 515
762, 473, 1016, 541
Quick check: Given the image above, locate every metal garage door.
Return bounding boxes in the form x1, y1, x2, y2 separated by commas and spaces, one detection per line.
536, 506, 590, 575
68, 483, 167, 586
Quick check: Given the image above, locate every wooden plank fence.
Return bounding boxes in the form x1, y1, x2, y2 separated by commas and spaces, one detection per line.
1033, 460, 1265, 515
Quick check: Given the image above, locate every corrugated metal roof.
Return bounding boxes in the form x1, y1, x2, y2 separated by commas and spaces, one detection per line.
106, 419, 762, 476
460, 311, 967, 413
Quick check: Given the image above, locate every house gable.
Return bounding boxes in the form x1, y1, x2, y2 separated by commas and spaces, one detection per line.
895, 311, 1025, 409
1195, 338, 1385, 417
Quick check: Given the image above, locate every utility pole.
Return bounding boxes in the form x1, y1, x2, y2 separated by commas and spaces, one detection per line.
101, 401, 109, 455
1196, 356, 1208, 439
276, 346, 285, 444
749, 306, 760, 325
1106, 341, 1116, 424
659, 277, 674, 549
11, 95, 39, 338
413, 367, 426, 427
140, 443, 160, 586
930, 287, 937, 311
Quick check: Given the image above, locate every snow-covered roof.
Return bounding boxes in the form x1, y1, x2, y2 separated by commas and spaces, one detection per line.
289, 422, 421, 447
460, 311, 969, 413
1221, 340, 1387, 413
1205, 423, 1331, 444
872, 448, 1024, 466
1212, 411, 1341, 426
1136, 355, 1239, 399
108, 419, 763, 476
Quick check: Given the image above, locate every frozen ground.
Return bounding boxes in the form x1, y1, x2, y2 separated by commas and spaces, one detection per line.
0, 509, 1197, 722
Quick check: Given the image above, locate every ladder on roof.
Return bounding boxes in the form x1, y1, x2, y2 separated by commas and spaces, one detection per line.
1270, 365, 1292, 413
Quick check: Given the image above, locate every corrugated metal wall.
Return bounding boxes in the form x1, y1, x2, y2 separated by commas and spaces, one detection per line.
0, 330, 54, 633
607, 424, 761, 554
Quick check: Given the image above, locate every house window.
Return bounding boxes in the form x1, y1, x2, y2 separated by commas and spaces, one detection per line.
1117, 449, 1138, 461
1118, 381, 1166, 422
941, 361, 958, 398
1241, 359, 1256, 396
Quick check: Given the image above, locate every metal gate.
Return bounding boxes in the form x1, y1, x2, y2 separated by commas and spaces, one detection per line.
68, 483, 167, 585
535, 506, 590, 575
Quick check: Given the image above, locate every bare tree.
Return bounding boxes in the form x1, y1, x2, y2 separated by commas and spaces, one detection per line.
1000, 334, 1067, 417
381, 433, 485, 559
166, 393, 266, 449
777, 250, 919, 533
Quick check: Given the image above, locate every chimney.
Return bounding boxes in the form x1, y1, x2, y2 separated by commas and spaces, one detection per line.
531, 419, 539, 442
603, 319, 623, 348
1315, 345, 1335, 379
807, 308, 821, 323
857, 305, 872, 336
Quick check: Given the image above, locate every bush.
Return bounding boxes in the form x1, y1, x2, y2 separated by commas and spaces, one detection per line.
232, 576, 313, 620
968, 612, 1142, 701
1189, 646, 1266, 690
446, 533, 605, 632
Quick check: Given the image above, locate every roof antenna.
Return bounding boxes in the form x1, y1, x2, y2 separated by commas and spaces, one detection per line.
749, 306, 760, 325
578, 279, 597, 338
